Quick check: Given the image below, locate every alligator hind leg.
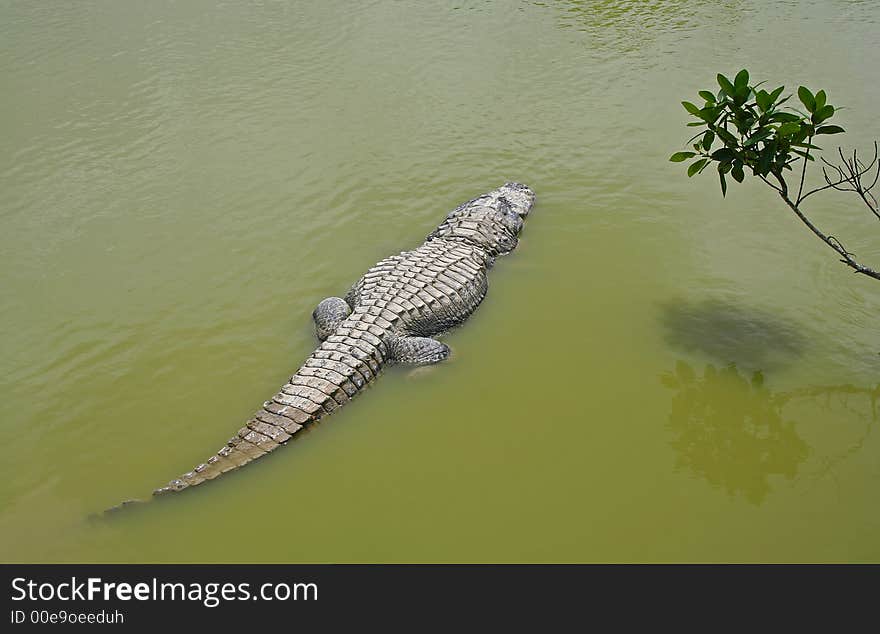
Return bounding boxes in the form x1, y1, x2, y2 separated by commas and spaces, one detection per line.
388, 336, 450, 365
313, 297, 351, 341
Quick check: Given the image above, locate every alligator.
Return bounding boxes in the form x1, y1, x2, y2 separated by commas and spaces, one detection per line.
150, 182, 535, 497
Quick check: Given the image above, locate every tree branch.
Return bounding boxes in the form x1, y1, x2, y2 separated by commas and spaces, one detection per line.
759, 174, 783, 193
777, 191, 880, 281
771, 171, 789, 197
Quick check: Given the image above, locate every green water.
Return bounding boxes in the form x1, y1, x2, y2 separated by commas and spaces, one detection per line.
2, 0, 879, 562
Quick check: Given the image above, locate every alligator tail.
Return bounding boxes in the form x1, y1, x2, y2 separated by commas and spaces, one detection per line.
149, 327, 386, 497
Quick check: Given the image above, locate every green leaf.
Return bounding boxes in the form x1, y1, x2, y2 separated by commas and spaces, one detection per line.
791, 149, 815, 161
814, 89, 827, 111
699, 90, 716, 103
669, 151, 697, 162
756, 89, 771, 112
702, 130, 715, 150
796, 123, 815, 139
687, 158, 709, 177
686, 121, 705, 127
733, 84, 750, 106
732, 163, 745, 182
815, 125, 845, 135
682, 101, 702, 116
697, 107, 720, 124
777, 122, 801, 136
734, 69, 749, 89
711, 148, 736, 161
743, 128, 774, 146
717, 73, 736, 97
812, 104, 834, 123
797, 86, 816, 113
719, 171, 727, 197
769, 112, 801, 123
769, 86, 785, 102
715, 127, 739, 146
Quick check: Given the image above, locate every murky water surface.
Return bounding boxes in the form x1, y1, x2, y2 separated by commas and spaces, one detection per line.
2, 1, 879, 562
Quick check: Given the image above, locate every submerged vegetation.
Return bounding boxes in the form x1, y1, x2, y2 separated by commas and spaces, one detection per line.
671, 69, 880, 281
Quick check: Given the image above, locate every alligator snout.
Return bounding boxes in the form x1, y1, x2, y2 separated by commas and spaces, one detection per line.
499, 182, 536, 217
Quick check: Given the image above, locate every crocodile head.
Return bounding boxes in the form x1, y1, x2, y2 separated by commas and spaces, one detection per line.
497, 181, 536, 218
429, 182, 535, 256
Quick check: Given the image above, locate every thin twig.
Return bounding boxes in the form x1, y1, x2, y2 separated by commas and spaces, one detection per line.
759, 174, 783, 193
800, 142, 879, 203
795, 137, 812, 204
777, 191, 880, 281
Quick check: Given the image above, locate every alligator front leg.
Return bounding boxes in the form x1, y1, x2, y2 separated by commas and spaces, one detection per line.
312, 297, 352, 341
388, 336, 450, 365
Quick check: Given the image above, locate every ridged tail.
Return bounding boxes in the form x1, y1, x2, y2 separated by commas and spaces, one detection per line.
153, 325, 386, 495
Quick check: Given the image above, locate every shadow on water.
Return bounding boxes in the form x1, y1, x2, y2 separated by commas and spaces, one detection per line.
661, 360, 879, 505
659, 299, 807, 371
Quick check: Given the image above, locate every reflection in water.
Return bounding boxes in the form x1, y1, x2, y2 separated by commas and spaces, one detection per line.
662, 361, 879, 504
660, 299, 806, 371
661, 361, 880, 504
779, 384, 878, 488
537, 0, 743, 51
662, 361, 808, 505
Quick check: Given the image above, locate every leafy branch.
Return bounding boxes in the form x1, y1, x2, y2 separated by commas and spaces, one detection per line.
670, 69, 880, 281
